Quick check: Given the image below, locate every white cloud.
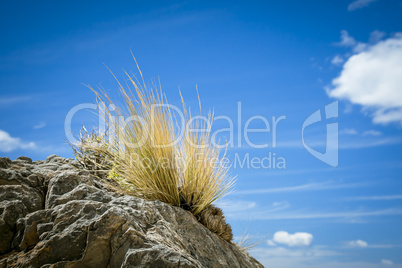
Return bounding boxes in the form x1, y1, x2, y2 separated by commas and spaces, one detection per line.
0, 130, 36, 152
348, 0, 376, 11
331, 55, 344, 65
328, 33, 402, 124
362, 130, 382, 136
273, 231, 313, 247
382, 259, 394, 265
346, 240, 368, 248
34, 122, 47, 129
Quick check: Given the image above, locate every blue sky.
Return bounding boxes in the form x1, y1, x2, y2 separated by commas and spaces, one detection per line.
1, 1, 402, 267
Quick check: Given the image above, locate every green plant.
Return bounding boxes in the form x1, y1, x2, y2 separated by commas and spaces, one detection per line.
75, 55, 235, 241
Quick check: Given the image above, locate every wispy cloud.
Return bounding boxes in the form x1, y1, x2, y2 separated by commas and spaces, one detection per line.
222, 201, 290, 216
233, 181, 372, 195
331, 55, 344, 66
248, 208, 402, 220
382, 259, 394, 265
217, 200, 257, 213
348, 0, 376, 11
338, 129, 381, 136
362, 130, 382, 136
250, 246, 342, 268
334, 30, 367, 53
345, 240, 368, 248
343, 195, 402, 201
0, 95, 32, 106
369, 245, 401, 249
0, 129, 36, 152
251, 245, 341, 259
34, 122, 47, 129
337, 30, 357, 46
251, 246, 399, 268
343, 240, 402, 249
339, 128, 358, 135
369, 30, 386, 43
276, 137, 401, 149
367, 244, 401, 249
339, 137, 402, 149
226, 199, 402, 221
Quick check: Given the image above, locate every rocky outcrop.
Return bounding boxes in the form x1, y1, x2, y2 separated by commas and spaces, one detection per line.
0, 155, 263, 268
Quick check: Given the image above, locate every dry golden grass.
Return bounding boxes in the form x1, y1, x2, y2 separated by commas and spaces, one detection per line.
237, 233, 267, 251
70, 126, 111, 177
76, 55, 235, 229
197, 204, 233, 242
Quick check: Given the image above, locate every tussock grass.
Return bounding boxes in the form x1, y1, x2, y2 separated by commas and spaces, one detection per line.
74, 55, 235, 240
177, 91, 233, 215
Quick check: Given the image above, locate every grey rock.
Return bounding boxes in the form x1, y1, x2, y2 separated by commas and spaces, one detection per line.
0, 156, 263, 268
0, 168, 24, 185
0, 218, 13, 253
0, 157, 11, 169
16, 156, 33, 164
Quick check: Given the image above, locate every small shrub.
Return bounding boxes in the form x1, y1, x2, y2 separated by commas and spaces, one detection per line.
70, 126, 112, 178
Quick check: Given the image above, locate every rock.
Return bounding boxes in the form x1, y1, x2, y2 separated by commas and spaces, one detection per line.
16, 156, 33, 164
0, 157, 11, 169
0, 156, 263, 268
0, 218, 14, 253
0, 168, 24, 185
